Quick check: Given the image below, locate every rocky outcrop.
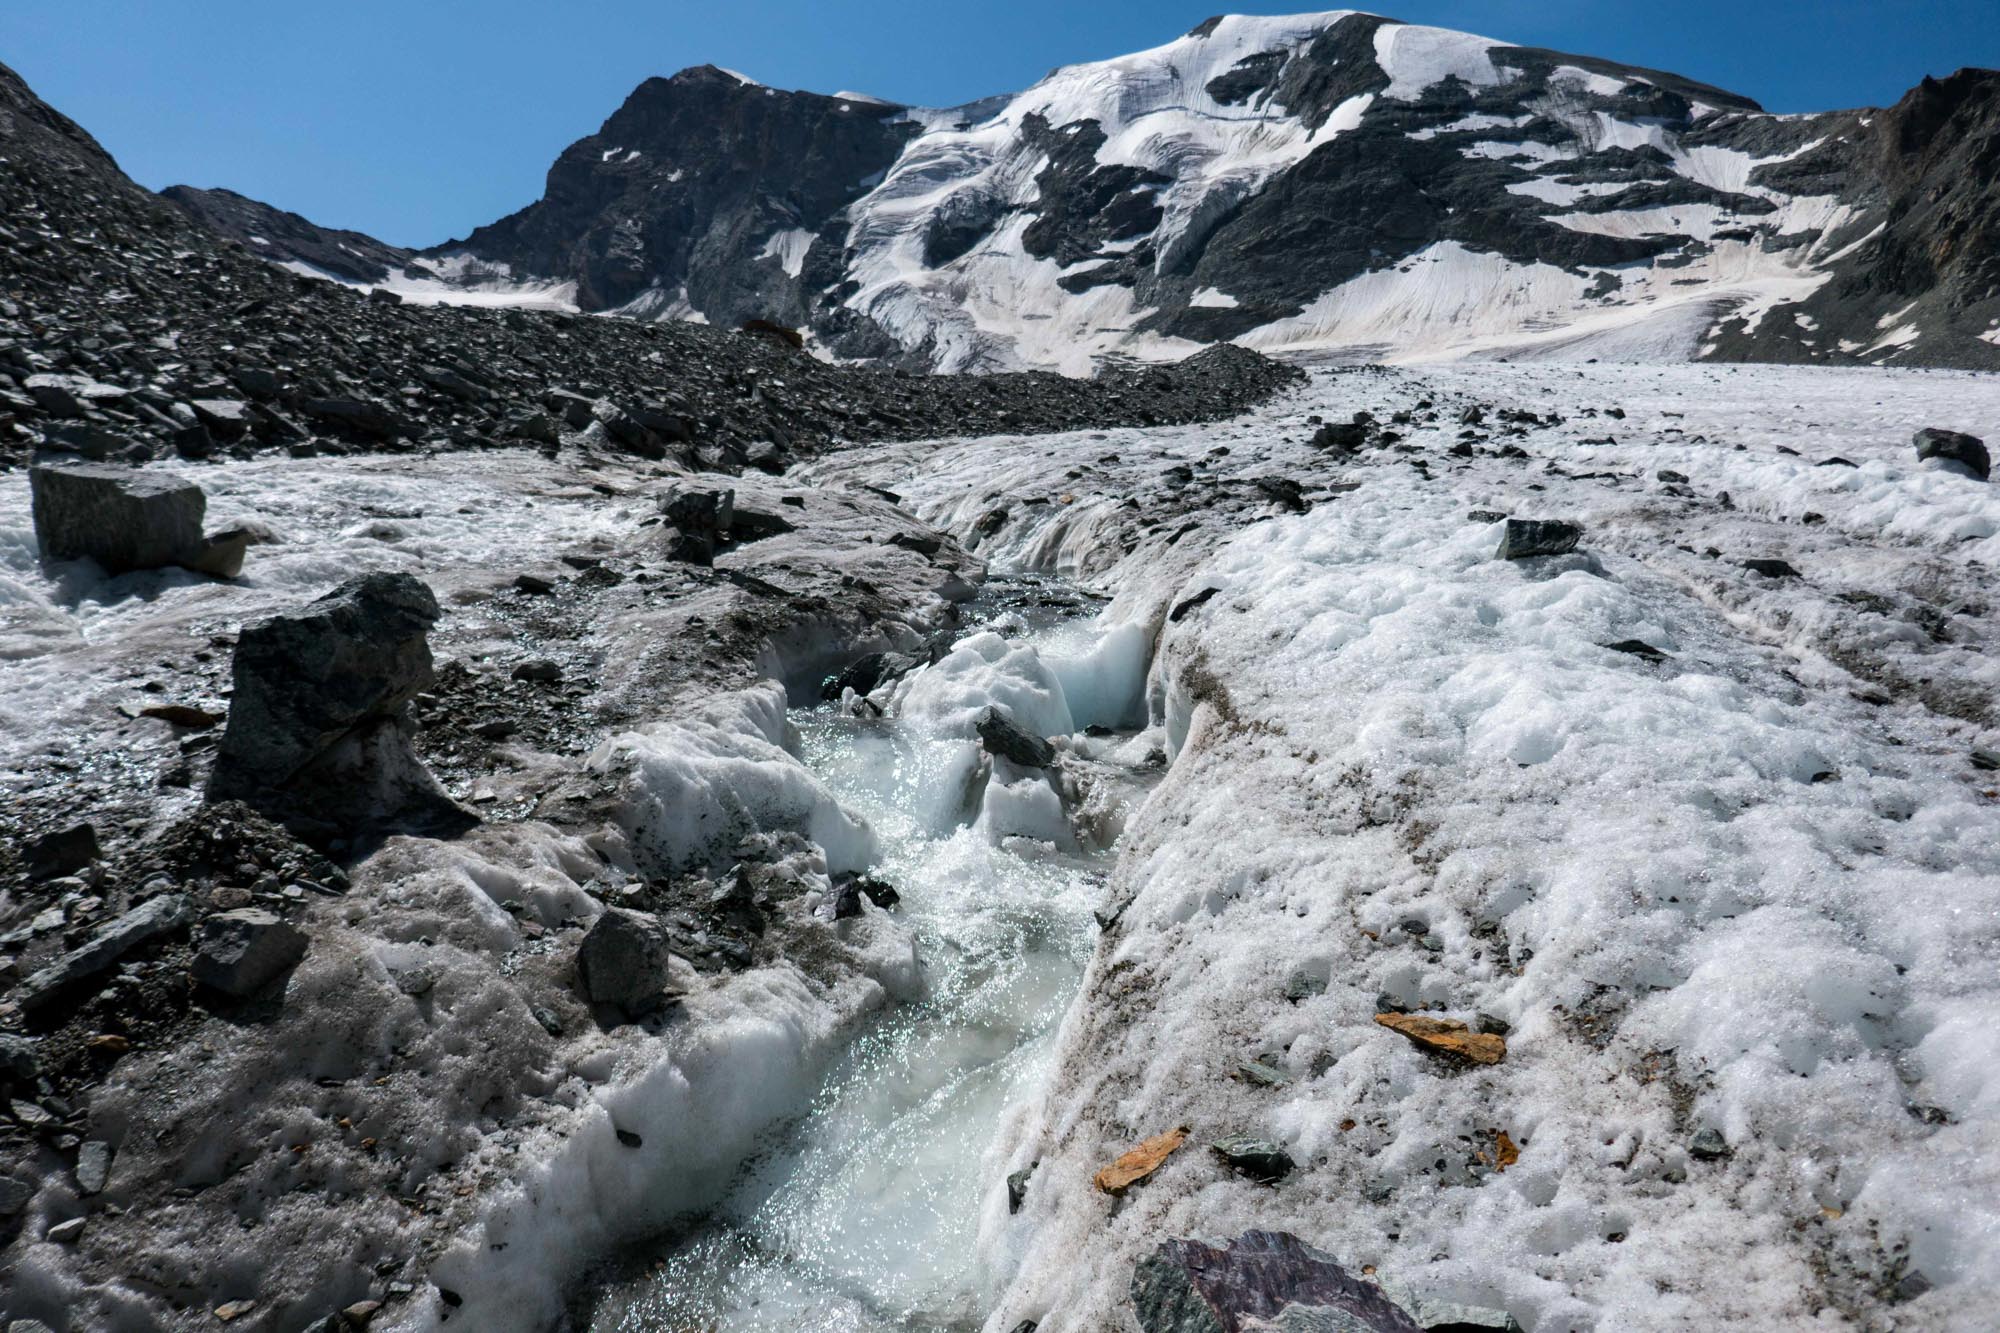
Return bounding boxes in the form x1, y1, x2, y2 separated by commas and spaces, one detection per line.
206, 572, 471, 839
429, 65, 916, 323
160, 184, 415, 283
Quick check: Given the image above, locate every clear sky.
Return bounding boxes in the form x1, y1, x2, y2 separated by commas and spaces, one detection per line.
2, 1, 1993, 248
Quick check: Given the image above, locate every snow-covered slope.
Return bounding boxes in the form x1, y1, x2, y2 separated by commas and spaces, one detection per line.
805, 359, 2000, 1331
417, 11, 2000, 373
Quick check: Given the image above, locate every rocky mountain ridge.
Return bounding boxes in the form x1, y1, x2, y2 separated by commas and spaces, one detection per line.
172, 11, 2000, 373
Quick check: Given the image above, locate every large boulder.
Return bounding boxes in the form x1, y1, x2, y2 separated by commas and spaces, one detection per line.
1133, 1232, 1423, 1333
575, 908, 681, 1016
192, 909, 309, 997
30, 463, 201, 574
29, 463, 254, 577
207, 573, 470, 836
1913, 427, 1989, 480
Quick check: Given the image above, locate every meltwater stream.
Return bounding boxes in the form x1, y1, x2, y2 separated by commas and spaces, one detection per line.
587, 589, 1149, 1332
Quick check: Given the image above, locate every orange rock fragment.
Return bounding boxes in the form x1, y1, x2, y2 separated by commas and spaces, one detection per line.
1493, 1129, 1520, 1171
1094, 1126, 1188, 1194
1373, 1013, 1507, 1065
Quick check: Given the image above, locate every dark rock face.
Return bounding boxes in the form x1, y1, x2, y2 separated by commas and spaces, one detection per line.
576, 908, 680, 1015
1131, 1231, 1424, 1333
431, 66, 916, 323
160, 185, 414, 283
1914, 427, 1990, 480
977, 706, 1057, 768
192, 908, 309, 997
207, 573, 468, 837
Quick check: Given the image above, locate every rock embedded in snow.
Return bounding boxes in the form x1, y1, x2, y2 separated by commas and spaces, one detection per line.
1688, 1127, 1733, 1161
1741, 557, 1802, 579
191, 908, 308, 997
1094, 1126, 1187, 1194
575, 907, 682, 1016
1494, 518, 1582, 561
976, 705, 1057, 768
1913, 427, 1990, 480
1210, 1134, 1296, 1183
1130, 1231, 1423, 1333
1373, 1013, 1507, 1065
45, 1217, 86, 1244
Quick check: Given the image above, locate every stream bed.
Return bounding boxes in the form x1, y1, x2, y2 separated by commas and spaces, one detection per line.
584, 582, 1151, 1332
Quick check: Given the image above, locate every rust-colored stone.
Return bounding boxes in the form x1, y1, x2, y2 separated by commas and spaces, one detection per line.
1373, 1013, 1507, 1065
1094, 1126, 1188, 1194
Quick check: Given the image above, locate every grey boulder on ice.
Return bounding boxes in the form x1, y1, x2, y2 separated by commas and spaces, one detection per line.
1132, 1231, 1424, 1332
575, 907, 684, 1016
207, 571, 472, 838
1913, 427, 1990, 480
1495, 518, 1583, 560
27, 461, 250, 576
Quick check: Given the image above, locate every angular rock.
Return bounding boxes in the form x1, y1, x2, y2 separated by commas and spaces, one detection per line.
661, 487, 732, 564
1007, 1164, 1034, 1214
208, 573, 467, 835
192, 908, 309, 997
1688, 1127, 1732, 1161
1132, 1231, 1423, 1333
74, 1140, 112, 1195
0, 1035, 40, 1087
0, 1175, 32, 1217
1211, 1134, 1296, 1182
1741, 558, 1801, 579
18, 893, 193, 1011
576, 908, 681, 1015
26, 821, 99, 879
28, 462, 206, 574
977, 705, 1056, 768
1373, 1013, 1507, 1065
1495, 518, 1581, 561
1913, 427, 1989, 480
1095, 1126, 1187, 1194
45, 1217, 86, 1244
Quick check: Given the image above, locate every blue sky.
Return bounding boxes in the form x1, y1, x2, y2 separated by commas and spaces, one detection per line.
2, 1, 1993, 247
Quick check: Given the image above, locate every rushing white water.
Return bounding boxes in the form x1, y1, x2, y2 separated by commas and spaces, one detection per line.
587, 601, 1134, 1332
